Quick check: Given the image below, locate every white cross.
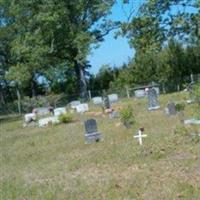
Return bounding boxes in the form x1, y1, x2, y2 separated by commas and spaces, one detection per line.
134, 130, 147, 145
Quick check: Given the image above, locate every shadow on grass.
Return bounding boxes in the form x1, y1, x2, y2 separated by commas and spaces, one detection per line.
0, 114, 22, 123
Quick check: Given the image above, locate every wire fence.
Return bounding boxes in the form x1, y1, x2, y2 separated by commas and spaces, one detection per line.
0, 74, 200, 115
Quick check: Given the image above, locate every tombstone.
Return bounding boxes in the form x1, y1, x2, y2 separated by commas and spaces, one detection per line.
135, 89, 146, 98
148, 88, 160, 110
24, 113, 37, 123
184, 119, 200, 125
33, 107, 49, 116
166, 102, 176, 116
109, 110, 119, 119
54, 107, 67, 116
76, 103, 89, 113
103, 96, 111, 109
38, 116, 60, 127
70, 100, 81, 109
108, 94, 118, 103
84, 119, 102, 144
92, 97, 103, 105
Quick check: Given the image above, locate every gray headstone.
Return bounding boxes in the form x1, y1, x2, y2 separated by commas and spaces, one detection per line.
166, 102, 176, 116
148, 88, 160, 110
104, 96, 111, 109
84, 119, 102, 143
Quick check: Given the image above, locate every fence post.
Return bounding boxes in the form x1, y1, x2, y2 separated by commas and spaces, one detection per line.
125, 86, 130, 98
88, 90, 91, 100
190, 74, 194, 83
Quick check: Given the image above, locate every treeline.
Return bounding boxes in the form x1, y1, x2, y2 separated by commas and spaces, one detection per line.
0, 0, 200, 109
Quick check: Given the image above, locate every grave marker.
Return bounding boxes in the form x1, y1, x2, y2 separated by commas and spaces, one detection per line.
54, 107, 67, 116
84, 119, 102, 143
134, 128, 147, 145
148, 88, 160, 110
70, 100, 81, 109
76, 103, 89, 113
92, 97, 103, 105
108, 94, 118, 103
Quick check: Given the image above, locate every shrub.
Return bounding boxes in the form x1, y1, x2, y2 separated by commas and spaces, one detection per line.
120, 105, 135, 128
58, 113, 73, 123
175, 103, 185, 112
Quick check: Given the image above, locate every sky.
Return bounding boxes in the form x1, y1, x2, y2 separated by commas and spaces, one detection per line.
87, 1, 143, 74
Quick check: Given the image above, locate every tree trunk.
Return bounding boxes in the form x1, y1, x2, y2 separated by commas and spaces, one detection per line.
75, 60, 88, 101
31, 80, 36, 97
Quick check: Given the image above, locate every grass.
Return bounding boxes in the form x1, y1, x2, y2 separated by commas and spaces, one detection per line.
0, 92, 200, 200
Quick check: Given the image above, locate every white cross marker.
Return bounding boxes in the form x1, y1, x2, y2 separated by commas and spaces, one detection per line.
134, 130, 147, 145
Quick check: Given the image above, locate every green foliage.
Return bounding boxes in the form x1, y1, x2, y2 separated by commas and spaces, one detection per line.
120, 105, 135, 127
58, 113, 73, 123
175, 103, 185, 112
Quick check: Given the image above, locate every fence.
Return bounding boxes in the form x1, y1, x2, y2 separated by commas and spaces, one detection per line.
1, 74, 200, 115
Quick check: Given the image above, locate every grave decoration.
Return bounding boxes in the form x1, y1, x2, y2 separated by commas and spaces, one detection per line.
147, 88, 160, 111
84, 119, 102, 144
134, 128, 147, 145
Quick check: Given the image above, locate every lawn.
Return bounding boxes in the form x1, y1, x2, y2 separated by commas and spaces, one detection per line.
0, 92, 200, 200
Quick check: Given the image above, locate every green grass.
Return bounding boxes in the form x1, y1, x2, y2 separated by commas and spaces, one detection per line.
0, 92, 200, 200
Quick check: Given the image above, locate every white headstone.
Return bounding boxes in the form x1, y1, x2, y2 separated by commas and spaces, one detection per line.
108, 94, 118, 103
92, 97, 103, 105
134, 130, 147, 145
38, 116, 60, 127
76, 103, 89, 113
184, 119, 200, 125
135, 90, 146, 98
24, 113, 37, 123
54, 107, 67, 116
70, 100, 81, 109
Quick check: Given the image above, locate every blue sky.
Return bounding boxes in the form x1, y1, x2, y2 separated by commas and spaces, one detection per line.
88, 1, 143, 74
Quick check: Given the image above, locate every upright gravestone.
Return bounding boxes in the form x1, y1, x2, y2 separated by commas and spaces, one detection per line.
166, 102, 176, 116
76, 103, 89, 113
54, 107, 67, 116
92, 97, 103, 105
84, 119, 102, 144
108, 94, 119, 103
103, 96, 111, 109
148, 88, 160, 111
70, 100, 81, 109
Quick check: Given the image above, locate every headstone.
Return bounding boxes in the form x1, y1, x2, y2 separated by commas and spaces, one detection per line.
70, 100, 81, 109
33, 107, 49, 116
109, 110, 119, 119
92, 97, 103, 105
76, 103, 89, 113
54, 107, 67, 116
84, 119, 102, 143
103, 96, 110, 109
148, 88, 160, 110
24, 113, 37, 123
184, 119, 200, 125
166, 102, 176, 116
38, 116, 60, 127
135, 89, 146, 98
108, 94, 118, 103
134, 128, 147, 145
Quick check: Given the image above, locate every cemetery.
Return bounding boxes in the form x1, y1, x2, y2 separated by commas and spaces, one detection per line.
1, 0, 200, 199
1, 90, 200, 199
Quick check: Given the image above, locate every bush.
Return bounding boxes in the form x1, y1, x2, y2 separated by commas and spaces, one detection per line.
58, 113, 73, 123
120, 105, 135, 128
175, 103, 185, 112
